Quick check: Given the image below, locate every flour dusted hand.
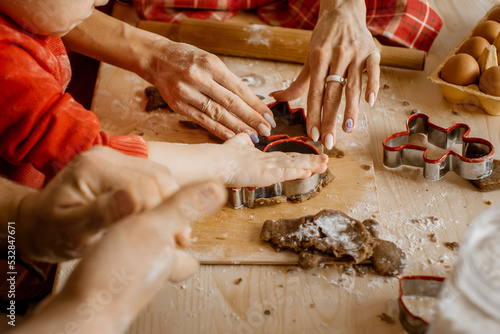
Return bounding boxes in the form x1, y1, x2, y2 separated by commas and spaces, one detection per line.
148, 41, 275, 141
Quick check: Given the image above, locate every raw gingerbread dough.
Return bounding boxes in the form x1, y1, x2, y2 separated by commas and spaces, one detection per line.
371, 239, 406, 276
260, 209, 376, 263
145, 86, 170, 111
260, 209, 406, 276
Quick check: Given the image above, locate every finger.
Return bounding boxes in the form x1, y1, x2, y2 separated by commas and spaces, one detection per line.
269, 152, 329, 174
321, 79, 344, 150
149, 181, 227, 231
59, 189, 137, 245
203, 83, 274, 134
176, 102, 236, 140
168, 250, 200, 282
269, 66, 311, 102
306, 50, 331, 143
321, 47, 352, 149
343, 62, 363, 134
212, 67, 274, 123
223, 132, 254, 147
174, 226, 192, 247
191, 93, 262, 137
364, 52, 381, 107
71, 147, 180, 211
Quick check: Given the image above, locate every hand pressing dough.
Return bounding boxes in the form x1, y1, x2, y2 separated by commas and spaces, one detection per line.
260, 209, 406, 276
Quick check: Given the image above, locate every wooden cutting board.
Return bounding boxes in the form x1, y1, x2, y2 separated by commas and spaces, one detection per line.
92, 57, 380, 265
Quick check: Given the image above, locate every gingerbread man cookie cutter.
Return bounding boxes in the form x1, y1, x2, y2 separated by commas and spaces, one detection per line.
382, 113, 494, 181
228, 102, 331, 209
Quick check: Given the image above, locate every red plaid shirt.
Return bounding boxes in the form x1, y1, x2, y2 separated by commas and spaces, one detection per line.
133, 0, 442, 52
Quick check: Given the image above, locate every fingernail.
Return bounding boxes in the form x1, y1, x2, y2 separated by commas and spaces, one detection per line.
344, 118, 353, 133
257, 123, 271, 137
368, 92, 375, 107
310, 126, 320, 142
183, 226, 192, 240
264, 113, 277, 128
245, 130, 259, 143
324, 133, 334, 150
224, 132, 234, 139
269, 90, 282, 97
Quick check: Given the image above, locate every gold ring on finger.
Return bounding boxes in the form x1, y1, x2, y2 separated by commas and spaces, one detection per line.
201, 98, 212, 113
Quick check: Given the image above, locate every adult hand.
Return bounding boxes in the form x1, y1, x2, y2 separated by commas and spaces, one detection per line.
11, 181, 227, 334
17, 146, 179, 263
270, 0, 380, 150
62, 11, 275, 143
148, 41, 276, 142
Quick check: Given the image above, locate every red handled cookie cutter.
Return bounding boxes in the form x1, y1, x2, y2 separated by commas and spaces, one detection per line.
228, 101, 330, 208
383, 113, 494, 181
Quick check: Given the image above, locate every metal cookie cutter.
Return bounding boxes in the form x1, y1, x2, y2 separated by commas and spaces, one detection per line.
228, 101, 331, 209
399, 275, 445, 334
382, 113, 494, 181
229, 136, 329, 208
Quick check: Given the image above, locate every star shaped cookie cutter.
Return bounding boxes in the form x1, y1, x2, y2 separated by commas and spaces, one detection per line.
228, 102, 332, 209
382, 113, 494, 181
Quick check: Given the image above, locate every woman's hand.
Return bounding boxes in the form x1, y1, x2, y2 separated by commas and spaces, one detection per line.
148, 40, 276, 142
270, 0, 380, 150
62, 11, 275, 143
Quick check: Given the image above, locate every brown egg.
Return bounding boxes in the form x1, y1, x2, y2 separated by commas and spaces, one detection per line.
479, 66, 500, 96
457, 36, 490, 60
487, 8, 500, 23
472, 20, 500, 43
440, 54, 480, 85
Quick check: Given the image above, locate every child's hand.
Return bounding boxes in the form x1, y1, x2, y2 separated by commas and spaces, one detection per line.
17, 146, 179, 263
216, 133, 329, 187
148, 133, 328, 188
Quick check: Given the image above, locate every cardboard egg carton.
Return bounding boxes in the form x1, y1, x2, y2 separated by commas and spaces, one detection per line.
428, 5, 500, 115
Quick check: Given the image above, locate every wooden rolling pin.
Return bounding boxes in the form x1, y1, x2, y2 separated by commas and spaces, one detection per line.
137, 18, 426, 70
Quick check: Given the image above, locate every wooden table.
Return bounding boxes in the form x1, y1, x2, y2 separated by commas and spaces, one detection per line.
55, 1, 500, 332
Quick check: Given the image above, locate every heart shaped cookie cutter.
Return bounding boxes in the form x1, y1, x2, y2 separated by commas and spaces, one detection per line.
382, 113, 494, 181
228, 101, 332, 209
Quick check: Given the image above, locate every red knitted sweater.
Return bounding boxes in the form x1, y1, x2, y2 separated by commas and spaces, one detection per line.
0, 14, 148, 189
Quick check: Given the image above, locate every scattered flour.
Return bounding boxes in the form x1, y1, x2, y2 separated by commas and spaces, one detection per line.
243, 25, 271, 46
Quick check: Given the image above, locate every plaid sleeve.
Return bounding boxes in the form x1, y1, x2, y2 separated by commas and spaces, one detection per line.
133, 0, 443, 51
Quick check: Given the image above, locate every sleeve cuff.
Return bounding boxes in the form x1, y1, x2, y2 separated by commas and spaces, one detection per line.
99, 132, 149, 159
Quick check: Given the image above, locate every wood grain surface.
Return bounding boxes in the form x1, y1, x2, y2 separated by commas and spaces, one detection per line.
55, 1, 500, 333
